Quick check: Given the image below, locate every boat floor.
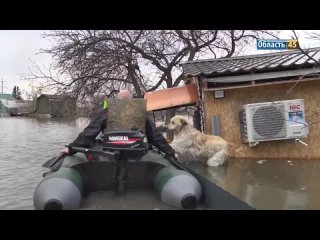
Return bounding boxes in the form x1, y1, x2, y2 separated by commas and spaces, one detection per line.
78, 160, 253, 210
80, 190, 178, 210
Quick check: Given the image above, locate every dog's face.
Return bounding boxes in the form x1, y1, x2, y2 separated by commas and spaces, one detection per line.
168, 115, 188, 132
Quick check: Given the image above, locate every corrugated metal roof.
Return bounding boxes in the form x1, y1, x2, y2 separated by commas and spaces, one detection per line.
181, 47, 320, 77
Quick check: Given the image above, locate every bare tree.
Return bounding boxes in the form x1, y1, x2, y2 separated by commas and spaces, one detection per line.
292, 31, 320, 66
305, 31, 320, 42
23, 30, 279, 122
282, 30, 320, 128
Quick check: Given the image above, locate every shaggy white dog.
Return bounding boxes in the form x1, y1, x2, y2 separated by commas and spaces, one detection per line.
168, 115, 229, 167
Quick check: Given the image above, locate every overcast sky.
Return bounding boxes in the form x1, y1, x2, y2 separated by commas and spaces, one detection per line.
1, 30, 320, 98
0, 30, 52, 97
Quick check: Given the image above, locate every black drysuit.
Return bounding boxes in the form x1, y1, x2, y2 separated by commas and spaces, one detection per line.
69, 109, 176, 157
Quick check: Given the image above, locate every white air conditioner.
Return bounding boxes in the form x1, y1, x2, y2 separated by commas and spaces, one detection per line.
240, 99, 309, 146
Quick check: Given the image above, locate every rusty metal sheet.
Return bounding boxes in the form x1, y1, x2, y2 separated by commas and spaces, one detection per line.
144, 84, 199, 111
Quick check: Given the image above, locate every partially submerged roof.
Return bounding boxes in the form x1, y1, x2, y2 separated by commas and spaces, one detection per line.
181, 47, 320, 78
144, 84, 199, 111
0, 99, 19, 109
0, 94, 15, 100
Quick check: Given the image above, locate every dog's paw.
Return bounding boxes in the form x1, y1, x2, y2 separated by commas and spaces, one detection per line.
207, 160, 221, 167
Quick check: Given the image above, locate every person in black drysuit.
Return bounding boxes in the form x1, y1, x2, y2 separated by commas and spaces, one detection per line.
62, 90, 177, 159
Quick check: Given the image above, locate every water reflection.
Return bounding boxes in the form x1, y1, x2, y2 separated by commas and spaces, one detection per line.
185, 158, 320, 210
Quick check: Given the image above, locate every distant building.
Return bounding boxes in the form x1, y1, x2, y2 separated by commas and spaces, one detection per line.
36, 94, 76, 117
0, 94, 36, 116
0, 94, 18, 115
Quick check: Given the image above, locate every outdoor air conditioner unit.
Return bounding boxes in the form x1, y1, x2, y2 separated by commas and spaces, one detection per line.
239, 99, 309, 147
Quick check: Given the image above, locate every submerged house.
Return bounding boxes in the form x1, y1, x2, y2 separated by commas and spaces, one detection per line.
0, 93, 22, 115
0, 93, 36, 116
36, 94, 76, 118
180, 47, 320, 159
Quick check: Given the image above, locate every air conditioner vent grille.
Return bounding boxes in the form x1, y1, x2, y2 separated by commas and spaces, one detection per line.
251, 105, 286, 140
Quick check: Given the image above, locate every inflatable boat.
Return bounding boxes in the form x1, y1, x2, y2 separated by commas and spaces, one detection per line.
34, 129, 203, 210
33, 132, 254, 210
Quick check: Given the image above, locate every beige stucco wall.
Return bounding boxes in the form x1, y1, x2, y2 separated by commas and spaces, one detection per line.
203, 80, 320, 159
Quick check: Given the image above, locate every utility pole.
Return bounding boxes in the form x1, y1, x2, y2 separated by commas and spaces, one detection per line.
1, 78, 3, 94
1, 77, 6, 94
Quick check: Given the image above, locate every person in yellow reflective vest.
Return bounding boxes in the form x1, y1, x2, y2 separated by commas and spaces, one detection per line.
103, 99, 108, 110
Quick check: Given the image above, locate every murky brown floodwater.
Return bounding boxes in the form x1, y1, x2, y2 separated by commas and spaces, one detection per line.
186, 158, 320, 210
0, 116, 89, 210
1, 116, 320, 210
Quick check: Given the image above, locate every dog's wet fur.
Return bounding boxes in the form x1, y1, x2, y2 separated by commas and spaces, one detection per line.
168, 115, 229, 167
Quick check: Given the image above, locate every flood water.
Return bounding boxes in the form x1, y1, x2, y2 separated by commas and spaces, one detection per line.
1, 116, 320, 210
0, 116, 89, 210
187, 159, 320, 210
